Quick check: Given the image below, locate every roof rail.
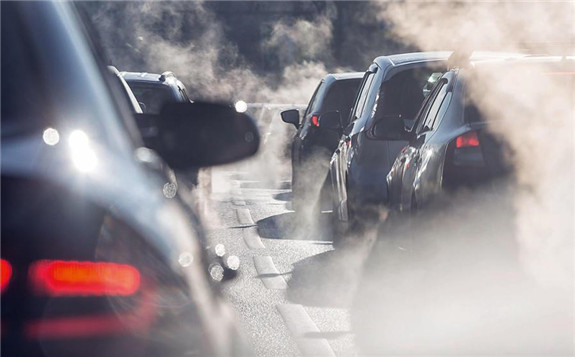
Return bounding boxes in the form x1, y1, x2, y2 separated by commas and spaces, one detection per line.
159, 71, 174, 82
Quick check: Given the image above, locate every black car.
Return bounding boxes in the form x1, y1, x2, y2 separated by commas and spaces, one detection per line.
122, 71, 192, 114
1, 2, 258, 356
281, 72, 363, 213
385, 55, 574, 212
328, 52, 448, 231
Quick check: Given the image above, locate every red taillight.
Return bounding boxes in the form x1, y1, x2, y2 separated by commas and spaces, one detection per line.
1, 259, 12, 293
456, 131, 480, 148
311, 115, 319, 127
29, 260, 140, 297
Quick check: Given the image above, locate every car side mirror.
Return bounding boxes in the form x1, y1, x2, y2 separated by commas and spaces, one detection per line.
369, 114, 412, 141
136, 102, 259, 169
281, 109, 300, 128
318, 111, 342, 131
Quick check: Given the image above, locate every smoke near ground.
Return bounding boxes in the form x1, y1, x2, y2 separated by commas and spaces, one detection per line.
351, 2, 575, 355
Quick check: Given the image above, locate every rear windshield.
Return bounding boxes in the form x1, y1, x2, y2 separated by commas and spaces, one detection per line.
126, 82, 176, 114
321, 78, 362, 116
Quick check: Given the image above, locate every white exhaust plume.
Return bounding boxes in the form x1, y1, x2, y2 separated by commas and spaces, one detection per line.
350, 2, 575, 355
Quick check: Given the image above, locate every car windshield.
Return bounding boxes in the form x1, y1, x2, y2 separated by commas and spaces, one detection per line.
127, 82, 176, 114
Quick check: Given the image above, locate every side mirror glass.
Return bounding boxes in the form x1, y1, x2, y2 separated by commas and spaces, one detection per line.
369, 114, 411, 141
318, 111, 342, 131
281, 109, 300, 128
136, 102, 260, 169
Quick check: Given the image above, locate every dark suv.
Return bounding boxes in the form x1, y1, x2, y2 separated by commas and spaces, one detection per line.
329, 53, 448, 230
281, 72, 363, 212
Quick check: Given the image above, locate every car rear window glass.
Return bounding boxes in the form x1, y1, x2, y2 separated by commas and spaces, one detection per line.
322, 78, 362, 125
374, 68, 437, 123
127, 83, 176, 114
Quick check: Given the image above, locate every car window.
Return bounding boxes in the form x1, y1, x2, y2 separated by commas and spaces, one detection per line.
304, 81, 323, 119
352, 72, 376, 121
128, 83, 177, 114
369, 68, 439, 130
416, 79, 447, 134
321, 78, 362, 126
430, 91, 452, 129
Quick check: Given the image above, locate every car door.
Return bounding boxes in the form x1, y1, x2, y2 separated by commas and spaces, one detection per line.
396, 75, 452, 211
331, 69, 378, 220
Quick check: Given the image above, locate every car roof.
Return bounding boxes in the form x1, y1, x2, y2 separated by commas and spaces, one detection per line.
374, 51, 452, 68
121, 71, 181, 86
373, 51, 531, 70
121, 71, 164, 82
469, 55, 574, 68
326, 72, 364, 81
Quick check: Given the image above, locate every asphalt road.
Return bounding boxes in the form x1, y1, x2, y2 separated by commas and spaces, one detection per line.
203, 164, 366, 357
199, 158, 574, 356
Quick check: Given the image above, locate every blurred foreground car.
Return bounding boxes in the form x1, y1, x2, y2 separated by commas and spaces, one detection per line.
1, 2, 258, 356
281, 73, 362, 213
385, 54, 574, 212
